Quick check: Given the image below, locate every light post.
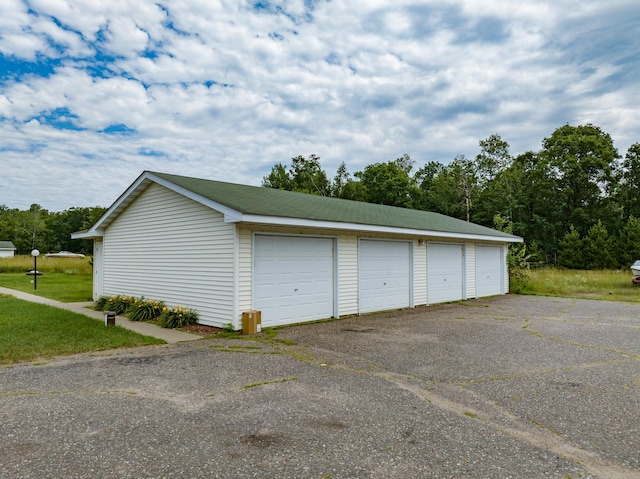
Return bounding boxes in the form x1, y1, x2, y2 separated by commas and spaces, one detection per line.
31, 249, 40, 290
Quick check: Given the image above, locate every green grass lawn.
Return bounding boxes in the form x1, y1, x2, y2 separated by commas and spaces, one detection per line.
0, 295, 165, 365
0, 272, 92, 302
0, 255, 93, 302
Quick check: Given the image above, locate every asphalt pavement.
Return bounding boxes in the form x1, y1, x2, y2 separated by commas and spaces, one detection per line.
1, 295, 639, 479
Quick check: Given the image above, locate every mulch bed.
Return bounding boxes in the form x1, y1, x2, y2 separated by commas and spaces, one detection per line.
181, 324, 223, 336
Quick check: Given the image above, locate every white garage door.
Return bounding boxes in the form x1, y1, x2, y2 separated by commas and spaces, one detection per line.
254, 235, 334, 327
476, 245, 504, 297
359, 240, 411, 314
427, 243, 465, 304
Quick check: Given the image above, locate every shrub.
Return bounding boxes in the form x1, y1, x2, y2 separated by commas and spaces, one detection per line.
94, 295, 109, 311
128, 298, 166, 322
161, 305, 198, 329
103, 295, 134, 315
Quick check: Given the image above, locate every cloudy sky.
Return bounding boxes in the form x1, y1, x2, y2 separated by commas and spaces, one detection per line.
1, 0, 639, 211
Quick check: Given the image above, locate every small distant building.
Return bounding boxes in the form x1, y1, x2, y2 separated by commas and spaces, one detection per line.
0, 241, 17, 258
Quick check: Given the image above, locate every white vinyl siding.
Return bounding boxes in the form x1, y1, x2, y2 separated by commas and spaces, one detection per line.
503, 245, 510, 293
103, 183, 236, 327
93, 238, 104, 300
236, 226, 253, 329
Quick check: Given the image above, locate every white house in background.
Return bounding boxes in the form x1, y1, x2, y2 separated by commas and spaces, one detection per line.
0, 241, 17, 258
73, 171, 522, 329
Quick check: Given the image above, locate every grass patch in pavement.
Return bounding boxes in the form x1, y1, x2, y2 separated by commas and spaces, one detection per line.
0, 295, 164, 365
0, 272, 92, 302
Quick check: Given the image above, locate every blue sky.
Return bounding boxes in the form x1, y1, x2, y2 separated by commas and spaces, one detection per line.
1, 0, 639, 211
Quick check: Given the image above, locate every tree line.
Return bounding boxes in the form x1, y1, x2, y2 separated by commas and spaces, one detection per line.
3, 123, 638, 269
263, 124, 640, 270
0, 205, 106, 256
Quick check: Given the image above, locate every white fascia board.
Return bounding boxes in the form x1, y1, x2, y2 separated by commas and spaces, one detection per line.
240, 214, 523, 243
71, 229, 103, 239
148, 173, 243, 222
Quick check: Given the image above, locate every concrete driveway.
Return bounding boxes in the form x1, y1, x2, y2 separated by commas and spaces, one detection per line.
1, 295, 639, 479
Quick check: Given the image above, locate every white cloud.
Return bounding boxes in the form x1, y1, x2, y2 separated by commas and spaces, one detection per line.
1, 0, 638, 210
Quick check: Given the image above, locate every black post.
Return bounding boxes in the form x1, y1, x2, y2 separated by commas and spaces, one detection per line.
33, 255, 37, 290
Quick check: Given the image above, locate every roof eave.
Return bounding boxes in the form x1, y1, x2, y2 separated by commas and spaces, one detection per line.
71, 229, 104, 240
240, 214, 523, 243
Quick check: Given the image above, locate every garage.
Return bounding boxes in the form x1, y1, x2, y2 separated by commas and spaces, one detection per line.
358, 239, 411, 314
75, 171, 522, 328
476, 245, 504, 297
254, 235, 335, 327
428, 243, 465, 304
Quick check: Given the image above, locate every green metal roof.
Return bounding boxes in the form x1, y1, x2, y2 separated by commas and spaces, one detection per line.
151, 172, 520, 241
0, 241, 16, 249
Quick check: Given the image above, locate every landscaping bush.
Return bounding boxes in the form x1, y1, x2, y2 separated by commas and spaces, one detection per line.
161, 305, 199, 328
128, 298, 165, 322
95, 295, 109, 311
101, 295, 134, 315
94, 295, 198, 328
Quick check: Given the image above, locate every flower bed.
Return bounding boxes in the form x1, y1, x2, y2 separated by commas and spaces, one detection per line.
95, 295, 198, 328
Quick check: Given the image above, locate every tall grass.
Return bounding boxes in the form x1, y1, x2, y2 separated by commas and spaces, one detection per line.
518, 268, 640, 302
0, 255, 93, 275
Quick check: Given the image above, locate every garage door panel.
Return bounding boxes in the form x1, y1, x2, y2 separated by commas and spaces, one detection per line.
476, 245, 503, 297
254, 235, 334, 327
428, 243, 464, 304
359, 240, 411, 314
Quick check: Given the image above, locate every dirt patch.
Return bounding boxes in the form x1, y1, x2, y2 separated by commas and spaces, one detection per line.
180, 324, 222, 336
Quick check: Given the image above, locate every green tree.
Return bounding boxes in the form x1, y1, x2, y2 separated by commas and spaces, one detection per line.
616, 216, 640, 268
616, 143, 640, 220
439, 155, 478, 221
493, 214, 532, 291
331, 162, 350, 198
262, 155, 330, 195
582, 220, 615, 269
45, 207, 106, 254
414, 161, 445, 212
262, 163, 292, 190
424, 159, 468, 220
354, 155, 418, 208
289, 154, 330, 195
473, 134, 522, 228
540, 124, 620, 235
475, 133, 512, 183
558, 226, 585, 269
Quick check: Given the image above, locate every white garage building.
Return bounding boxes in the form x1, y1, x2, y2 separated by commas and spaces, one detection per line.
73, 171, 522, 329
0, 241, 17, 258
